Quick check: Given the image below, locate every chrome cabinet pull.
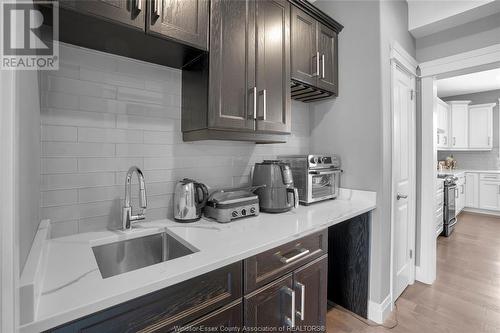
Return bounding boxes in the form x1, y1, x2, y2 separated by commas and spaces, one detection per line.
251, 87, 257, 120
488, 136, 491, 146
313, 51, 320, 77
136, 0, 142, 11
295, 282, 305, 320
453, 137, 456, 146
283, 287, 296, 328
261, 89, 267, 121
443, 136, 447, 145
278, 248, 310, 264
321, 54, 325, 79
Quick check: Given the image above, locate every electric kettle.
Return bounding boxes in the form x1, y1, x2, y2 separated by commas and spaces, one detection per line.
173, 178, 209, 222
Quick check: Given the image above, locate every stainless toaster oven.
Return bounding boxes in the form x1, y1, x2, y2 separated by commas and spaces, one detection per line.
278, 155, 341, 205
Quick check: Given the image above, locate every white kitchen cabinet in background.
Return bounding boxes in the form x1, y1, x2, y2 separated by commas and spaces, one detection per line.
465, 173, 479, 208
479, 173, 500, 211
448, 101, 470, 149
436, 98, 449, 149
468, 103, 495, 150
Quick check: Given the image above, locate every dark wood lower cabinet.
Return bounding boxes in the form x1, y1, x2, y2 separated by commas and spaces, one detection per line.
294, 256, 328, 330
179, 300, 242, 332
244, 274, 294, 329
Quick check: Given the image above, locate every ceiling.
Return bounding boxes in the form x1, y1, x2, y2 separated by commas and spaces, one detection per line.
436, 68, 500, 98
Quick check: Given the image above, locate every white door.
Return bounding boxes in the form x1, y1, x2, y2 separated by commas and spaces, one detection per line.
450, 103, 469, 149
479, 181, 500, 211
392, 64, 416, 301
469, 105, 493, 149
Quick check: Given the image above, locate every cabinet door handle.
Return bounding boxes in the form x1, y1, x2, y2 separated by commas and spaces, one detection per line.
444, 136, 447, 145
278, 248, 310, 264
251, 87, 257, 120
313, 51, 320, 77
153, 0, 161, 16
461, 184, 464, 194
136, 0, 142, 11
282, 287, 296, 328
261, 89, 267, 121
295, 282, 305, 321
321, 54, 325, 79
453, 137, 456, 146
488, 136, 491, 146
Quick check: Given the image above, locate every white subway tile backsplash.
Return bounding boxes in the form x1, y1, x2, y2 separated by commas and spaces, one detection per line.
78, 157, 143, 173
41, 109, 116, 128
41, 142, 115, 157
42, 173, 115, 190
48, 76, 116, 99
40, 44, 311, 238
41, 125, 77, 142
41, 158, 78, 174
41, 190, 78, 207
77, 128, 143, 143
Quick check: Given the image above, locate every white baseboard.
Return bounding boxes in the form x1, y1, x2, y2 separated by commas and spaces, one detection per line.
367, 294, 392, 324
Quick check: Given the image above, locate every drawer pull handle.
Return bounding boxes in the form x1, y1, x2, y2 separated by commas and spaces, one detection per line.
283, 287, 296, 328
278, 248, 310, 264
296, 282, 306, 320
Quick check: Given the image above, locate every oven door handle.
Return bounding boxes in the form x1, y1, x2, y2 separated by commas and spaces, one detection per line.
309, 170, 338, 175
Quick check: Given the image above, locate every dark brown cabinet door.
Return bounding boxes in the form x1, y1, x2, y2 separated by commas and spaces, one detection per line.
293, 256, 328, 329
61, 0, 146, 30
208, 0, 255, 131
148, 0, 209, 50
255, 0, 291, 134
244, 274, 295, 330
317, 23, 338, 94
180, 300, 242, 332
291, 6, 318, 87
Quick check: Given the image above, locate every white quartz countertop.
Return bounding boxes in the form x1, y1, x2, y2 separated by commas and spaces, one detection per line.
19, 189, 376, 333
437, 169, 500, 177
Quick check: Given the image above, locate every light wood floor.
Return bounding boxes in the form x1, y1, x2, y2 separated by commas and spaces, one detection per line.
326, 212, 500, 333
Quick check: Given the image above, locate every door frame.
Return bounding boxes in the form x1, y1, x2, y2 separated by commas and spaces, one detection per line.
389, 42, 418, 308
417, 43, 500, 284
0, 70, 19, 333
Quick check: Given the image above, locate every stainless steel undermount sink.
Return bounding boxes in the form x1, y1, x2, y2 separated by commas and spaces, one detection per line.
92, 230, 199, 278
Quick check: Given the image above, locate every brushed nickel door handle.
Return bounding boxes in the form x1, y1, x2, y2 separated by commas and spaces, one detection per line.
136, 0, 142, 11
282, 287, 296, 328
397, 193, 408, 200
321, 54, 325, 79
295, 282, 305, 321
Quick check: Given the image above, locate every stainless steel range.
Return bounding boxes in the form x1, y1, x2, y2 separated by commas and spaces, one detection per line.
440, 175, 458, 237
279, 154, 341, 205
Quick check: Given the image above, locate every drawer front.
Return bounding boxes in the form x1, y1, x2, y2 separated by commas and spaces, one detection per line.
179, 300, 242, 332
244, 230, 327, 293
480, 173, 500, 181
49, 262, 242, 333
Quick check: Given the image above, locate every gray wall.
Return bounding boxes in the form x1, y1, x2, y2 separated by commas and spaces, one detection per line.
17, 71, 41, 273
311, 0, 415, 305
438, 90, 500, 169
416, 12, 500, 62
40, 44, 311, 238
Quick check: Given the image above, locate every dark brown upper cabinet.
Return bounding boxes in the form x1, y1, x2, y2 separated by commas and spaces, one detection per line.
290, 4, 339, 102
317, 23, 338, 94
148, 0, 209, 51
59, 0, 146, 30
182, 0, 291, 143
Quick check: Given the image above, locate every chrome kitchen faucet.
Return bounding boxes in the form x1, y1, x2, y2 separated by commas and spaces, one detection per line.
122, 166, 147, 230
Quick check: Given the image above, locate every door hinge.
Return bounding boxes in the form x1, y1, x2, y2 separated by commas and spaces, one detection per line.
409, 249, 413, 259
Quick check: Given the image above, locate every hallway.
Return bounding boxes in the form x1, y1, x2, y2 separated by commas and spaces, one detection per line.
327, 212, 500, 332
